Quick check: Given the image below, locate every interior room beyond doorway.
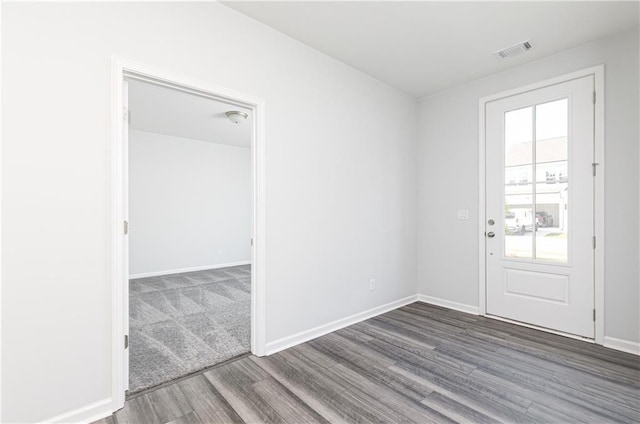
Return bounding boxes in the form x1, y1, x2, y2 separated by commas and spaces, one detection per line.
127, 79, 253, 393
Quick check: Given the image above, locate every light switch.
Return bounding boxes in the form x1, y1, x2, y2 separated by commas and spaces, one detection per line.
457, 209, 469, 220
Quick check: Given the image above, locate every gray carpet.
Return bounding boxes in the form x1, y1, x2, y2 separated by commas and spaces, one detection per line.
128, 265, 251, 394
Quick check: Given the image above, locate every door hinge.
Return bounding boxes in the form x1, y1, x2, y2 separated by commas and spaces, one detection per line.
593, 309, 596, 321
250, 238, 253, 246
123, 107, 130, 124
593, 91, 596, 104
124, 334, 129, 349
593, 236, 596, 249
124, 220, 129, 235
592, 162, 599, 177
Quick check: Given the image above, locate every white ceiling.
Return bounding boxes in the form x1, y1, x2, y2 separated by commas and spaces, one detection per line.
128, 79, 252, 147
224, 1, 639, 97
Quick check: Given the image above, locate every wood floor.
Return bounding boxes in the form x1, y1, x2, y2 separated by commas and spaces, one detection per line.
95, 302, 640, 424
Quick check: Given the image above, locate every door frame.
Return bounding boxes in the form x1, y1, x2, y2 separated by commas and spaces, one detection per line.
109, 56, 267, 411
478, 65, 605, 345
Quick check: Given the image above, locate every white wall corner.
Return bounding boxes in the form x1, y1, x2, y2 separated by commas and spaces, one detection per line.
265, 294, 420, 355
38, 398, 112, 424
416, 294, 480, 315
603, 336, 640, 356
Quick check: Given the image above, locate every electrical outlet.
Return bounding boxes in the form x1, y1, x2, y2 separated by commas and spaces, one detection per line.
457, 209, 469, 220
369, 278, 376, 291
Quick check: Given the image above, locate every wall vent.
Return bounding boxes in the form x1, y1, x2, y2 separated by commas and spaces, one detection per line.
495, 40, 533, 59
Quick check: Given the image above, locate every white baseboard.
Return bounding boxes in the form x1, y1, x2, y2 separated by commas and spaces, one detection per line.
417, 295, 639, 356
130, 260, 251, 279
416, 294, 479, 315
603, 336, 640, 356
39, 398, 112, 424
265, 294, 419, 355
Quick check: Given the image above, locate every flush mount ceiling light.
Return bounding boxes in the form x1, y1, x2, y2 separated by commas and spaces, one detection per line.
495, 40, 533, 59
226, 111, 249, 124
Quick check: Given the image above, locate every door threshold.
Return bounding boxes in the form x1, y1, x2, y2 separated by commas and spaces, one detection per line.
125, 352, 251, 401
484, 313, 595, 343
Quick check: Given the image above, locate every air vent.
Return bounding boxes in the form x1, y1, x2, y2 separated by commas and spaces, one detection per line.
495, 40, 533, 59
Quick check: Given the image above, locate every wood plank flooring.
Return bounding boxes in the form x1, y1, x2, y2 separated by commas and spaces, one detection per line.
95, 302, 640, 424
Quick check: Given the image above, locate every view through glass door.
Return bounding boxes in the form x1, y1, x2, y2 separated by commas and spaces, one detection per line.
485, 75, 595, 338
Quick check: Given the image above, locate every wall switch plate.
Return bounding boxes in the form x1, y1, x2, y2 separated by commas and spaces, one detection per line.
457, 209, 469, 220
369, 278, 376, 291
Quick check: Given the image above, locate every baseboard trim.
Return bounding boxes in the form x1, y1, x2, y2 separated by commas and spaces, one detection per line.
130, 261, 251, 279
603, 336, 640, 356
265, 294, 419, 355
416, 294, 479, 315
417, 296, 638, 355
39, 398, 112, 424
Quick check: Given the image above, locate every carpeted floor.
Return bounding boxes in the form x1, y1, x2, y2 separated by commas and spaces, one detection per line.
128, 265, 251, 394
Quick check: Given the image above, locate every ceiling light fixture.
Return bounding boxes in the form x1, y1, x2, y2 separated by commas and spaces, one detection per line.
495, 40, 533, 59
226, 111, 249, 124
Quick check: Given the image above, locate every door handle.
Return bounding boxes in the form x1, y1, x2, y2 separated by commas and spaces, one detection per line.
487, 231, 495, 238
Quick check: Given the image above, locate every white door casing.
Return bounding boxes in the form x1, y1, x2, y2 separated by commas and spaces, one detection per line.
123, 79, 130, 391
110, 57, 267, 413
484, 74, 596, 339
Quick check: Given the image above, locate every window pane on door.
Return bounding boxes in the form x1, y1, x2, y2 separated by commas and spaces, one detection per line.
504, 107, 533, 259
535, 99, 568, 262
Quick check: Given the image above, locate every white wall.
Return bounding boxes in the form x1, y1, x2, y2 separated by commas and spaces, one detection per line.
418, 27, 640, 344
1, 3, 417, 422
129, 130, 251, 277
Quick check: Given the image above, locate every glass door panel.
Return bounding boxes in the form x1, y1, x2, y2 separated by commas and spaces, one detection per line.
504, 107, 533, 259
535, 99, 568, 263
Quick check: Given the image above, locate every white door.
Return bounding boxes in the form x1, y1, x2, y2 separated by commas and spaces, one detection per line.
485, 75, 595, 338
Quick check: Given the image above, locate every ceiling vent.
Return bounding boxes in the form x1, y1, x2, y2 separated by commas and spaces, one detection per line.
495, 40, 533, 59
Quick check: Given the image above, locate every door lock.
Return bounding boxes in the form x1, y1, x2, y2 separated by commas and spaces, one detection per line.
487, 232, 495, 238
488, 219, 495, 225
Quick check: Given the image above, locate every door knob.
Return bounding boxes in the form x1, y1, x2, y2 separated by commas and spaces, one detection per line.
487, 232, 495, 238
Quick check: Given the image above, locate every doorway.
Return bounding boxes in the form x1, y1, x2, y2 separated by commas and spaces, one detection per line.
110, 58, 267, 410
479, 66, 605, 342
127, 78, 255, 393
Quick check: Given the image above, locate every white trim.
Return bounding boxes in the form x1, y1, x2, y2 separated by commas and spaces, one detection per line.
110, 57, 267, 413
129, 261, 251, 279
0, 2, 4, 420
593, 66, 605, 346
478, 66, 604, 104
603, 336, 640, 356
38, 398, 112, 424
417, 294, 480, 315
478, 65, 605, 344
251, 76, 268, 359
265, 295, 419, 355
110, 57, 126, 411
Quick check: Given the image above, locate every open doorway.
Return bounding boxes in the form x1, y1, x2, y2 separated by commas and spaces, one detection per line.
110, 58, 267, 408
126, 79, 253, 393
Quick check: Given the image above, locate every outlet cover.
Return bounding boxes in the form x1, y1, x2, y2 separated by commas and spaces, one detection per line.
457, 209, 469, 220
